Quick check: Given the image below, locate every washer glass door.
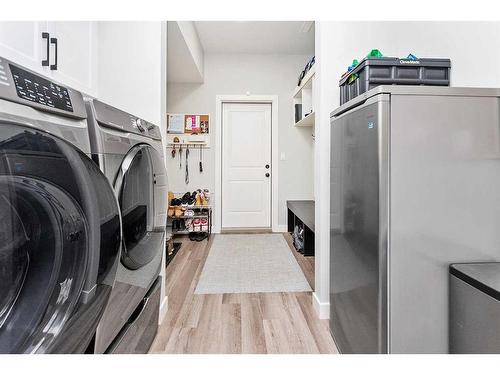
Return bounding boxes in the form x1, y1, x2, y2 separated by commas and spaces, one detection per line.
0, 125, 89, 353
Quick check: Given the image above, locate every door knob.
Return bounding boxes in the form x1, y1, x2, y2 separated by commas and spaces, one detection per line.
265, 164, 270, 169
265, 173, 270, 178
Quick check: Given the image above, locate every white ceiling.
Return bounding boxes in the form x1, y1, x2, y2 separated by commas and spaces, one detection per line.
194, 21, 314, 55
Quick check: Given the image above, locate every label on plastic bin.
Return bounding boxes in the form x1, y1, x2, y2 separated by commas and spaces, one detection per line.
399, 59, 420, 65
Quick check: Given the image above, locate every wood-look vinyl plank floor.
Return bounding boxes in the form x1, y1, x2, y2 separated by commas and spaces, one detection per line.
149, 233, 338, 354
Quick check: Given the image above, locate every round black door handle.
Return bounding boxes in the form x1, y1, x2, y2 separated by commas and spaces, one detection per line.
265, 173, 270, 178
265, 164, 270, 169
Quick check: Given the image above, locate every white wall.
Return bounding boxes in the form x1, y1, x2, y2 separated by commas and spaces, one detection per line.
177, 21, 204, 79
167, 21, 204, 83
96, 21, 164, 125
167, 52, 314, 229
314, 21, 500, 319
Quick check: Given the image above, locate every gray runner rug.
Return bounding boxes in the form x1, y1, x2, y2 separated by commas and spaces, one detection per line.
195, 234, 312, 294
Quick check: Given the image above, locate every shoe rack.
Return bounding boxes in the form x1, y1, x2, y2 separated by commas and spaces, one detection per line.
167, 191, 212, 241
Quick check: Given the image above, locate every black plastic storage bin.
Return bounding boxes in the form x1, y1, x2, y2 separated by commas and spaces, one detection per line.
339, 57, 451, 105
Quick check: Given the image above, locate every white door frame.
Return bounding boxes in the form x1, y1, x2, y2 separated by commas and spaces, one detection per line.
215, 95, 279, 233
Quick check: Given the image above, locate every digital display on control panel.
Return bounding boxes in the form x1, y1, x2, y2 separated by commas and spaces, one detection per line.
10, 64, 73, 112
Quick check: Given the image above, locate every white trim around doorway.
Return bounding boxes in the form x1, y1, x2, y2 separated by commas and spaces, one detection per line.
214, 95, 279, 233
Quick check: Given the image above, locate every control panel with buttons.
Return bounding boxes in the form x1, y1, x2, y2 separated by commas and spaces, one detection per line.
9, 64, 73, 112
92, 98, 160, 139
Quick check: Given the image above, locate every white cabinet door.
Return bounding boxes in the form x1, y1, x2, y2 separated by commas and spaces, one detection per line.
0, 22, 49, 74
47, 21, 97, 95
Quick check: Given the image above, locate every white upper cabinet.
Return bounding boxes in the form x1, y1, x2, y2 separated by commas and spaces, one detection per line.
46, 21, 98, 95
0, 22, 49, 75
0, 21, 97, 96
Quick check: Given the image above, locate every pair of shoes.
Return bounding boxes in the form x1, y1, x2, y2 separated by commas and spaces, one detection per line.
180, 192, 196, 207
173, 219, 186, 231
184, 209, 194, 217
188, 232, 208, 241
194, 189, 209, 206
171, 198, 181, 206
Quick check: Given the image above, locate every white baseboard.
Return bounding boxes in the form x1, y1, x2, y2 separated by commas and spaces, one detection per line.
159, 296, 168, 325
312, 292, 330, 320
274, 224, 288, 233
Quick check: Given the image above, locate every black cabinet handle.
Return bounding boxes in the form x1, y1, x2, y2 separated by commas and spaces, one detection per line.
265, 164, 270, 169
265, 173, 270, 178
41, 32, 50, 67
50, 37, 58, 71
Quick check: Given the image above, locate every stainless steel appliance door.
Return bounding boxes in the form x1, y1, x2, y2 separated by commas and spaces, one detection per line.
330, 95, 389, 353
114, 144, 161, 270
389, 94, 500, 353
0, 123, 121, 353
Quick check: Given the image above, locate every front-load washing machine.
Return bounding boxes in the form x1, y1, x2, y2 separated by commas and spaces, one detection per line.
85, 98, 167, 354
0, 57, 122, 353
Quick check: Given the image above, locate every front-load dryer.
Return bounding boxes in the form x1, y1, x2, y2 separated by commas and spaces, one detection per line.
85, 98, 167, 354
0, 57, 122, 353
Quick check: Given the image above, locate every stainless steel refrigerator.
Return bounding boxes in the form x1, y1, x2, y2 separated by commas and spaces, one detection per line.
329, 86, 500, 354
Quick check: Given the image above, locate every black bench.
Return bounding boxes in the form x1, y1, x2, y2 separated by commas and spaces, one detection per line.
287, 200, 315, 256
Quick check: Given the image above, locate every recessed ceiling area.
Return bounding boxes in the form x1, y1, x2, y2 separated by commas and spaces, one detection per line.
194, 21, 314, 54
167, 21, 315, 83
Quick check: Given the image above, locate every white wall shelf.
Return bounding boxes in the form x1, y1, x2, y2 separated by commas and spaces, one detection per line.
293, 65, 315, 99
292, 65, 315, 127
295, 111, 315, 127
166, 133, 210, 148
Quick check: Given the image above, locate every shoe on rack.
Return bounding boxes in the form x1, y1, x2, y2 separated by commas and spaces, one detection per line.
201, 218, 208, 231
171, 219, 179, 231
175, 206, 185, 218
192, 218, 201, 232
185, 218, 193, 232
195, 192, 203, 206
181, 192, 191, 205
167, 206, 175, 217
184, 209, 194, 217
201, 192, 208, 206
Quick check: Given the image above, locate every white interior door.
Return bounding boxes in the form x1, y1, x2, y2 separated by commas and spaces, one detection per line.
222, 102, 272, 228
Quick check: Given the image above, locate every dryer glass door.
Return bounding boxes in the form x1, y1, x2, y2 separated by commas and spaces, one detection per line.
115, 144, 160, 270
